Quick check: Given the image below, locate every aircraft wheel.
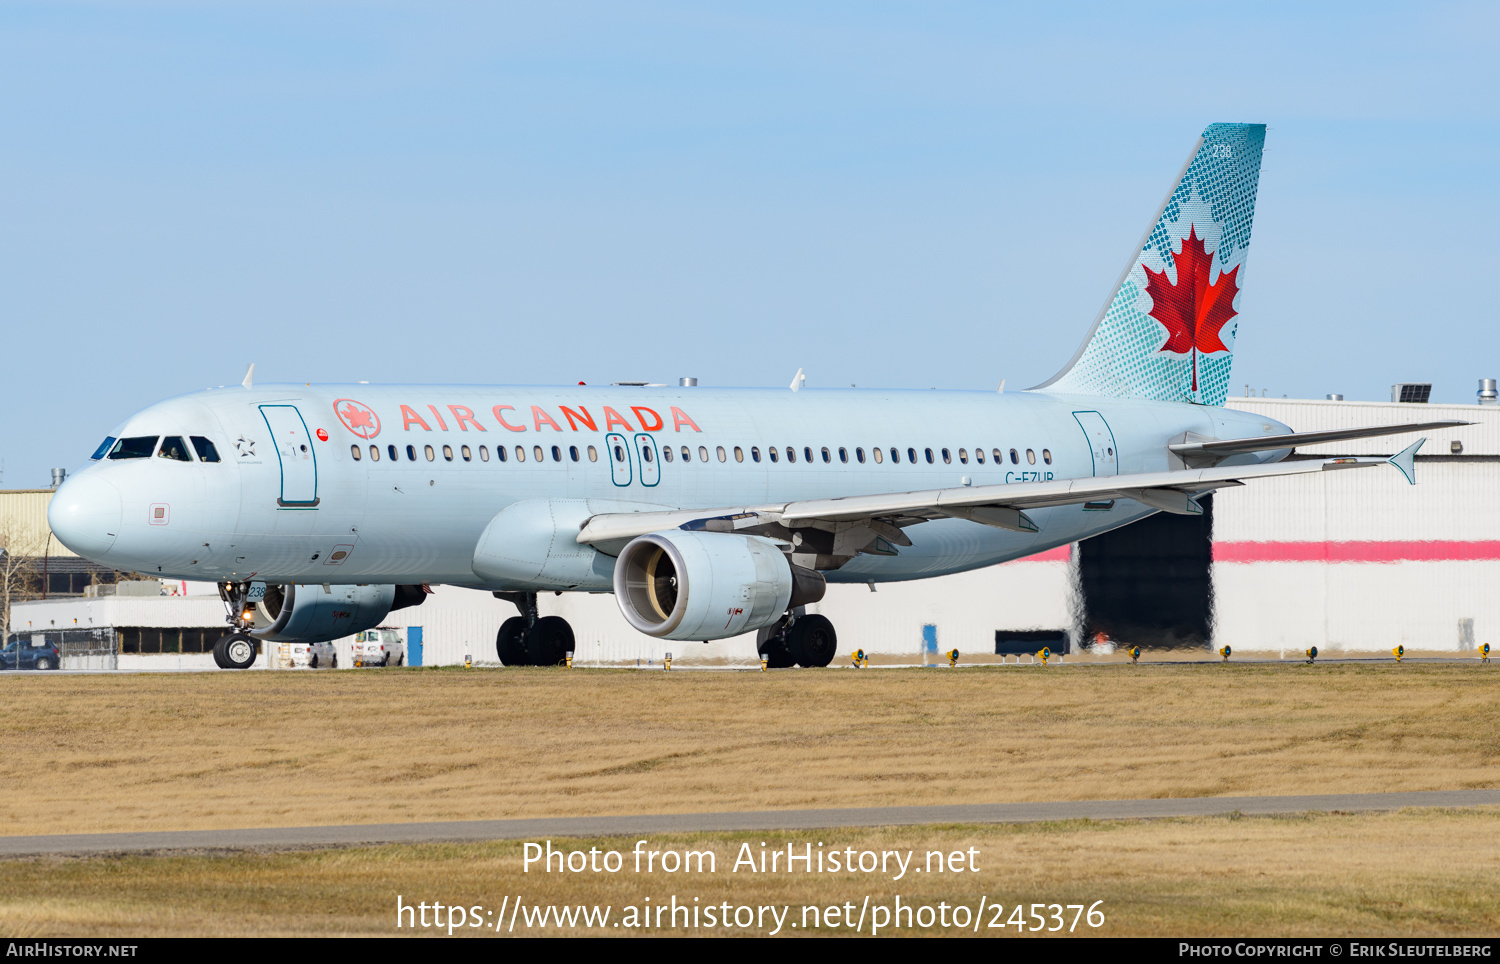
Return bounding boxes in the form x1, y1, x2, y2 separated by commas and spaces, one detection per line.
787, 615, 837, 668
215, 633, 257, 670
756, 621, 797, 669
496, 616, 531, 666
526, 616, 575, 667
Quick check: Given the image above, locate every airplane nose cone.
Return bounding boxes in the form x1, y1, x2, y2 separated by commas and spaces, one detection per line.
47, 474, 122, 560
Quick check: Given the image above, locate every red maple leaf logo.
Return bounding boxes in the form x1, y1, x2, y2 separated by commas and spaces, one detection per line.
333, 399, 381, 440
1143, 225, 1239, 392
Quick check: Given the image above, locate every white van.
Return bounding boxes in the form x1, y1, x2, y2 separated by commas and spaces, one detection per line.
352, 628, 406, 667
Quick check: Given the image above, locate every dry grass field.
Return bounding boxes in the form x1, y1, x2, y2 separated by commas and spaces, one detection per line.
1, 661, 1496, 836
3, 810, 1498, 937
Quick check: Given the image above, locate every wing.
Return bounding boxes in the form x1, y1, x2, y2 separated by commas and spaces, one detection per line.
577, 441, 1427, 563
1169, 419, 1468, 464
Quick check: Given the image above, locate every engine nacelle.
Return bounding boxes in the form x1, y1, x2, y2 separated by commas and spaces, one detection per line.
252, 583, 404, 643
613, 530, 825, 640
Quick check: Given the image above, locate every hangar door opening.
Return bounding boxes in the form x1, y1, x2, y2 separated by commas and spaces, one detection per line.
1077, 494, 1213, 648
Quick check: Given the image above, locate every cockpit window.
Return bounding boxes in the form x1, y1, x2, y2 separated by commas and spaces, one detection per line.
158, 437, 193, 462
190, 436, 221, 463
91, 437, 117, 460
108, 436, 159, 460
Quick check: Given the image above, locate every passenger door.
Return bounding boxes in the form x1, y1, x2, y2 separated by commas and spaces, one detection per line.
1072, 411, 1118, 477
260, 405, 320, 506
606, 432, 633, 487
634, 434, 660, 487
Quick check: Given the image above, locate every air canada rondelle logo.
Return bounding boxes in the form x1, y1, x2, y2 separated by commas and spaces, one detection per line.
334, 399, 381, 440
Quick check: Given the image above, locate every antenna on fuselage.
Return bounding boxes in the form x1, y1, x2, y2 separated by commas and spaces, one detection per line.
789, 368, 805, 392
242, 363, 255, 389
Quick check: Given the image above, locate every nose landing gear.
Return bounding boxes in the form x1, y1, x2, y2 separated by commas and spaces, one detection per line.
494, 592, 576, 667
213, 581, 262, 670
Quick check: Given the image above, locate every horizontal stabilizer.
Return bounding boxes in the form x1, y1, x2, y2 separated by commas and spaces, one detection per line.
1388, 438, 1425, 485
1169, 420, 1470, 460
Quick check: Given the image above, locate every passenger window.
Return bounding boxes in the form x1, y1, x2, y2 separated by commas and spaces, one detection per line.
663, 446, 674, 462
751, 446, 761, 462
890, 448, 899, 464
975, 448, 984, 464
680, 446, 690, 461
804, 446, 813, 463
1026, 449, 1036, 465
769, 447, 779, 463
533, 446, 544, 462
108, 436, 158, 460
993, 448, 1002, 464
612, 445, 624, 463
871, 447, 881, 464
821, 447, 831, 463
957, 448, 967, 464
480, 446, 490, 462
838, 447, 847, 463
569, 446, 579, 463
587, 445, 598, 462
787, 447, 796, 463
425, 445, 436, 461
908, 447, 917, 464
189, 436, 221, 463
517, 446, 527, 462
461, 445, 472, 462
642, 446, 653, 463
699, 446, 709, 462
941, 448, 951, 464
924, 448, 934, 464
389, 445, 398, 461
716, 446, 726, 462
1042, 449, 1052, 464
407, 445, 417, 461
370, 445, 380, 461
734, 446, 744, 463
1009, 448, 1019, 464
442, 445, 453, 461
351, 445, 362, 461
497, 445, 508, 462
91, 437, 117, 460
551, 445, 562, 462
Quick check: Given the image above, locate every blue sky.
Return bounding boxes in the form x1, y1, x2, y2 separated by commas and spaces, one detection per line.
3, 2, 1497, 485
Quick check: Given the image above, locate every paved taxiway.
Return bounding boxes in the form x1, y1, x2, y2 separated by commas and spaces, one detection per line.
2, 789, 1495, 856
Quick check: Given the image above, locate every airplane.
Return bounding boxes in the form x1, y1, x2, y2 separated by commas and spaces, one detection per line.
46, 122, 1467, 670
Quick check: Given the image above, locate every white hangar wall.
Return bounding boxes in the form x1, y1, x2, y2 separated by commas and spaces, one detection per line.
1211, 397, 1499, 652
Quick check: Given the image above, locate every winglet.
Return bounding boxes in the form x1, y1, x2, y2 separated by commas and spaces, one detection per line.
1388, 438, 1425, 485
242, 363, 255, 389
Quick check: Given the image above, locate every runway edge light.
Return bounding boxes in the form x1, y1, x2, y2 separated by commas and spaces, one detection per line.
1038, 647, 1051, 666
1393, 645, 1404, 663
1129, 646, 1141, 665
1306, 646, 1318, 665
1481, 643, 1490, 664
946, 648, 960, 668
851, 649, 867, 669
1219, 645, 1232, 663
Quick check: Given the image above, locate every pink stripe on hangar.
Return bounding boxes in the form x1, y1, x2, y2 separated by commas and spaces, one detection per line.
1213, 541, 1500, 563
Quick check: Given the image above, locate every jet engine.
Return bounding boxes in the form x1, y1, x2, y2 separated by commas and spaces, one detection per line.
613, 530, 825, 641
251, 583, 427, 643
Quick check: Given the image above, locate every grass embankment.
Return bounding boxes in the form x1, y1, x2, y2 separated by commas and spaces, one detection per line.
3, 810, 1498, 937
1, 662, 1496, 836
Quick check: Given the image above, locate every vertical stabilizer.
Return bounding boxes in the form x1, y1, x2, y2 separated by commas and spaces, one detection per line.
1034, 123, 1266, 406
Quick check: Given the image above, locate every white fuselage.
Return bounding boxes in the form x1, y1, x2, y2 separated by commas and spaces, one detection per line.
48, 384, 1291, 587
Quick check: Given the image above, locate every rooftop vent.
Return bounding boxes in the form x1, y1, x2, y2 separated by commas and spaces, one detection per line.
679, 377, 698, 387
1479, 379, 1498, 405
50, 468, 66, 488
1391, 383, 1432, 404
1326, 393, 1344, 401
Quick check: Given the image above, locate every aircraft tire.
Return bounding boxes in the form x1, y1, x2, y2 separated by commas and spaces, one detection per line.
217, 633, 257, 670
787, 615, 837, 668
496, 616, 531, 666
526, 616, 574, 667
756, 621, 797, 669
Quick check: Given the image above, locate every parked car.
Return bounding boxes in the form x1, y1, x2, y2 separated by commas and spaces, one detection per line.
286, 640, 338, 669
1, 636, 62, 671
352, 628, 405, 667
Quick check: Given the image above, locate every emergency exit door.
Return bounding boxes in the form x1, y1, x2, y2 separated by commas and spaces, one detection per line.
606, 432, 633, 487
260, 405, 320, 506
1072, 411, 1118, 477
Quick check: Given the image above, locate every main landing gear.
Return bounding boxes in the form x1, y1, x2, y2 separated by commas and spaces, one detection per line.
213, 581, 261, 670
494, 592, 576, 667
756, 610, 837, 669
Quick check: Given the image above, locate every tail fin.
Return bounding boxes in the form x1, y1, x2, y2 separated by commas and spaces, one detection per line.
1034, 123, 1266, 406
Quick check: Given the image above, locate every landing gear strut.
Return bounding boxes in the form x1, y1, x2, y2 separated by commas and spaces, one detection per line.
494, 592, 576, 667
213, 581, 261, 670
757, 609, 838, 668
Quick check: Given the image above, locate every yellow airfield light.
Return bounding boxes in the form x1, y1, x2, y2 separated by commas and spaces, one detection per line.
564, 650, 574, 669
851, 649, 868, 669
1038, 647, 1051, 666
1129, 646, 1141, 665
1306, 646, 1318, 665
946, 648, 960, 668
1481, 643, 1491, 664
1219, 645, 1232, 663
1393, 645, 1404, 662
464, 653, 472, 668
664, 652, 673, 671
